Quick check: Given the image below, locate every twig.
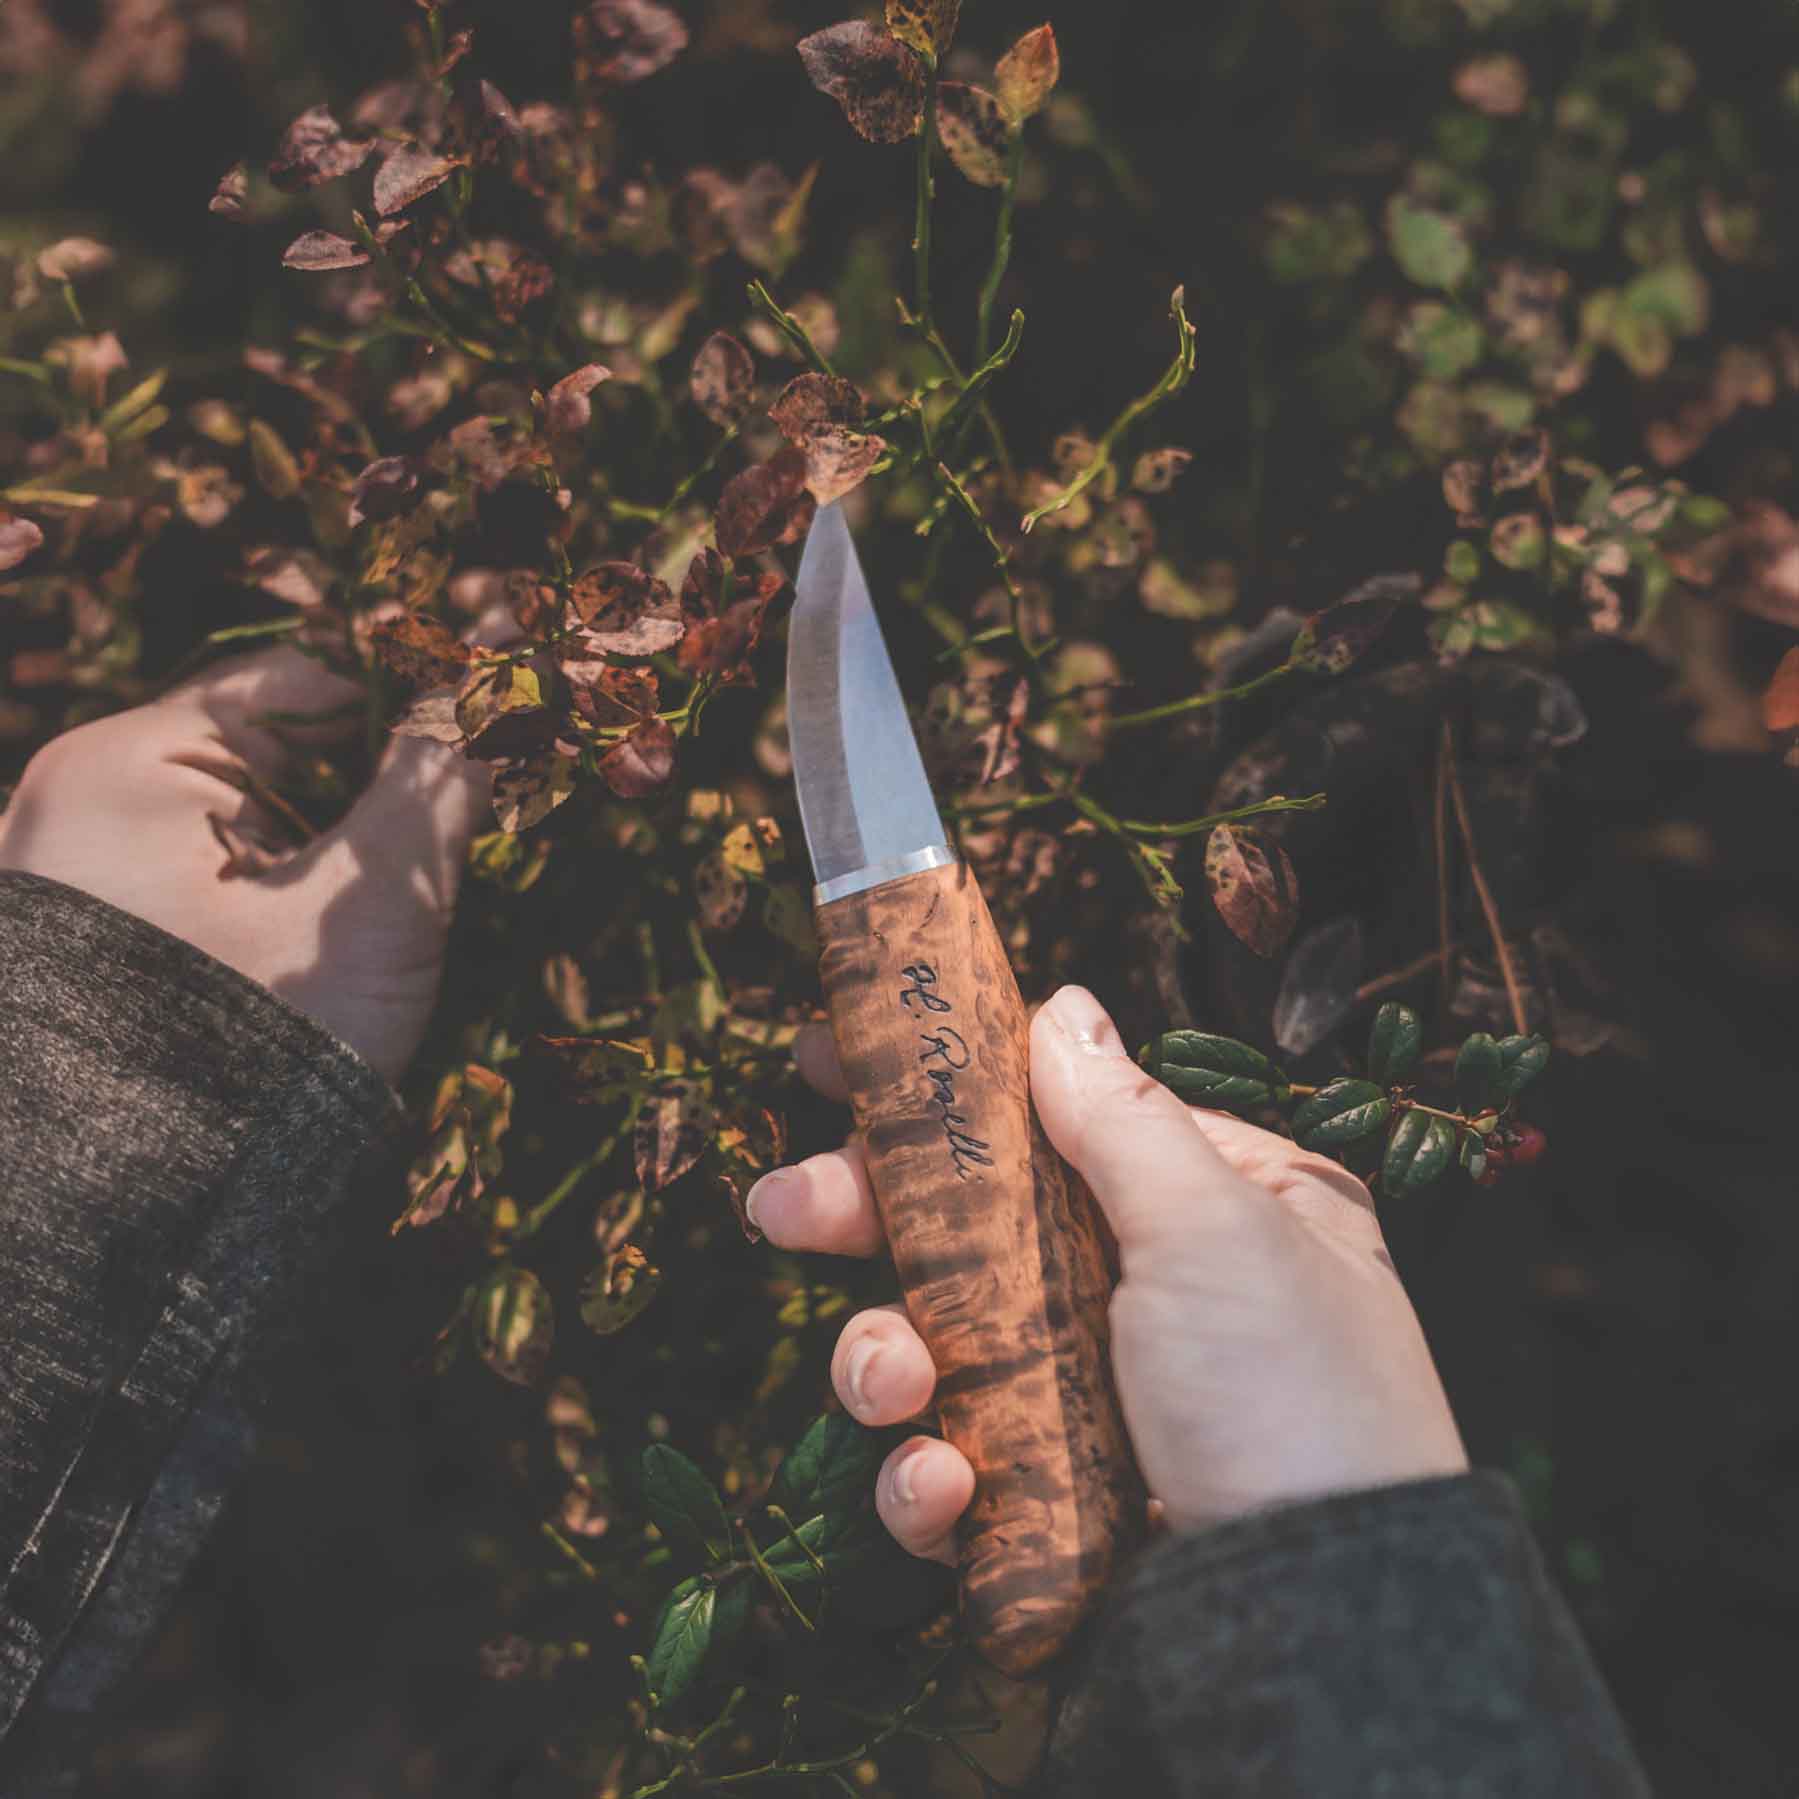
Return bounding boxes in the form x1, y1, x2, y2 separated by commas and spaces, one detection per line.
746, 281, 836, 376
1441, 722, 1529, 1035
1021, 286, 1195, 533
1107, 658, 1295, 731
913, 64, 939, 335
976, 134, 1025, 365
1354, 944, 1460, 1006
1433, 722, 1454, 1013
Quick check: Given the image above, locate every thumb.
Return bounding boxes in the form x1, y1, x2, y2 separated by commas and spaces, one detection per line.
1031, 985, 1242, 1264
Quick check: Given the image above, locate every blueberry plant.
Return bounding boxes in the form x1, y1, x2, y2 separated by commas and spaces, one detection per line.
4, 0, 1798, 1790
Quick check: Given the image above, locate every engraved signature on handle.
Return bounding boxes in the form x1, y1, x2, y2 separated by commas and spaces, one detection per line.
901, 962, 995, 1180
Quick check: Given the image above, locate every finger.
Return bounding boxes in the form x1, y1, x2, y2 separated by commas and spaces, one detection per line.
1184, 1106, 1379, 1224
831, 1302, 937, 1427
746, 1139, 883, 1257
159, 644, 367, 786
1030, 984, 1248, 1264
875, 1435, 974, 1565
792, 1021, 849, 1103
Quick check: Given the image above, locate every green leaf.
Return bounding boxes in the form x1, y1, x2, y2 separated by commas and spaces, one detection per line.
646, 1577, 715, 1708
642, 1444, 731, 1562
248, 418, 302, 499
1493, 1033, 1550, 1096
1366, 1003, 1422, 1085
1460, 1133, 1488, 1181
1140, 1031, 1287, 1111
1291, 1079, 1391, 1150
98, 368, 167, 435
1380, 1109, 1458, 1197
770, 1413, 880, 1520
765, 1507, 880, 1583
1398, 302, 1483, 379
1264, 200, 1373, 286
1455, 1032, 1503, 1112
1445, 539, 1481, 585
1385, 195, 1473, 292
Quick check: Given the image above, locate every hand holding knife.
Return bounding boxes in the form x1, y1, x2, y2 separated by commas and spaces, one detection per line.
786, 502, 1145, 1677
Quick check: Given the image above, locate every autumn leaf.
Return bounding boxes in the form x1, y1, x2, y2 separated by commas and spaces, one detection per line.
0, 516, 44, 572
248, 419, 302, 498
800, 430, 887, 505
599, 716, 677, 797
580, 1244, 662, 1334
209, 162, 248, 220
678, 548, 785, 682
369, 610, 471, 688
373, 144, 463, 216
561, 658, 658, 729
544, 363, 612, 435
634, 1078, 716, 1191
768, 373, 865, 443
885, 0, 958, 62
476, 1267, 554, 1386
797, 21, 924, 144
1454, 53, 1529, 118
690, 332, 755, 428
935, 83, 1009, 187
492, 750, 579, 832
694, 851, 749, 931
574, 0, 690, 84
1205, 824, 1299, 957
714, 447, 816, 557
1290, 573, 1417, 674
456, 653, 548, 749
268, 104, 374, 192
1131, 447, 1193, 493
994, 23, 1059, 122
568, 562, 685, 655
281, 230, 370, 272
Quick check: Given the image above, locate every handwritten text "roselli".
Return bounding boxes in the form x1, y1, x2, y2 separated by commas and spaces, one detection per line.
899, 962, 995, 1180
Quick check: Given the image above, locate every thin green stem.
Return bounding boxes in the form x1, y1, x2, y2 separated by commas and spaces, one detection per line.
914, 63, 939, 335
1107, 658, 1296, 731
1021, 286, 1196, 533
1113, 791, 1327, 840
976, 132, 1024, 365
746, 281, 836, 376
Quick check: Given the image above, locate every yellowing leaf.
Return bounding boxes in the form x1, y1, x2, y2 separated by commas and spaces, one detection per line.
995, 23, 1059, 122
885, 0, 959, 61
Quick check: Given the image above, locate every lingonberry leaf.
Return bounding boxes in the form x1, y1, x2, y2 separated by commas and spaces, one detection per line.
1455, 1032, 1503, 1112
1380, 1109, 1458, 1197
641, 1443, 732, 1560
1367, 1002, 1423, 1085
600, 715, 677, 797
574, 0, 690, 85
714, 447, 815, 558
1139, 1031, 1287, 1110
1290, 572, 1417, 674
645, 1578, 715, 1708
373, 143, 462, 216
936, 83, 1009, 187
885, 0, 958, 62
994, 22, 1059, 123
633, 1077, 714, 1190
690, 332, 755, 428
1205, 824, 1299, 958
1291, 1078, 1390, 1150
797, 22, 924, 145
568, 562, 684, 655
268, 104, 374, 192
475, 1266, 554, 1386
770, 1412, 882, 1518
1493, 1033, 1551, 1096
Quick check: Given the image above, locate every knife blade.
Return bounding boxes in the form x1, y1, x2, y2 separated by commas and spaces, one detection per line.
788, 502, 1144, 1678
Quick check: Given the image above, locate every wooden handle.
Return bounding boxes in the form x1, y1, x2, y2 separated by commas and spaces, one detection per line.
816, 857, 1144, 1676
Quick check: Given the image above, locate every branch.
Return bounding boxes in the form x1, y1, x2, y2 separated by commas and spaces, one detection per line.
1441, 722, 1530, 1036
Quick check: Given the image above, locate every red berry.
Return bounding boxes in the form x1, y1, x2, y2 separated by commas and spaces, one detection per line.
1507, 1124, 1547, 1166
1475, 1164, 1502, 1187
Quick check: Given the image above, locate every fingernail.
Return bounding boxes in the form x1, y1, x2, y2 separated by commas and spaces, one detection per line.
1044, 985, 1125, 1057
842, 1338, 883, 1418
744, 1170, 792, 1236
890, 1448, 922, 1508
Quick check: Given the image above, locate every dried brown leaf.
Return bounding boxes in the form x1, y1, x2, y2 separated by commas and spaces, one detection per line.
1205, 824, 1299, 958
492, 750, 578, 832
714, 446, 815, 557
568, 562, 684, 655
633, 1077, 714, 1190
599, 716, 677, 798
1131, 447, 1193, 493
370, 610, 471, 688
574, 0, 689, 83
281, 229, 370, 272
348, 456, 419, 526
268, 105, 375, 192
678, 549, 785, 682
0, 516, 44, 572
373, 143, 462, 216
936, 82, 1009, 187
690, 332, 755, 427
767, 372, 865, 442
544, 362, 612, 435
209, 162, 248, 220
797, 21, 923, 144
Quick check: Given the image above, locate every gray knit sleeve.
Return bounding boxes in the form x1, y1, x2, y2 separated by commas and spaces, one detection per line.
1042, 1470, 1651, 1797
0, 870, 406, 1791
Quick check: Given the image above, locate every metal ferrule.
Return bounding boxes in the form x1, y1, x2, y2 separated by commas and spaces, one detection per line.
812, 844, 957, 907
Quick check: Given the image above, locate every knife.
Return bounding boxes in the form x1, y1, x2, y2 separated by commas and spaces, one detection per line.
786, 502, 1144, 1678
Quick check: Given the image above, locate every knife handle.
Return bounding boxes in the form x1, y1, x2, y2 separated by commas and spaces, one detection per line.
815, 856, 1145, 1677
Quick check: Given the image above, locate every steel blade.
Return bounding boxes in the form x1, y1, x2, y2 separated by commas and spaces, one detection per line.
787, 503, 948, 897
